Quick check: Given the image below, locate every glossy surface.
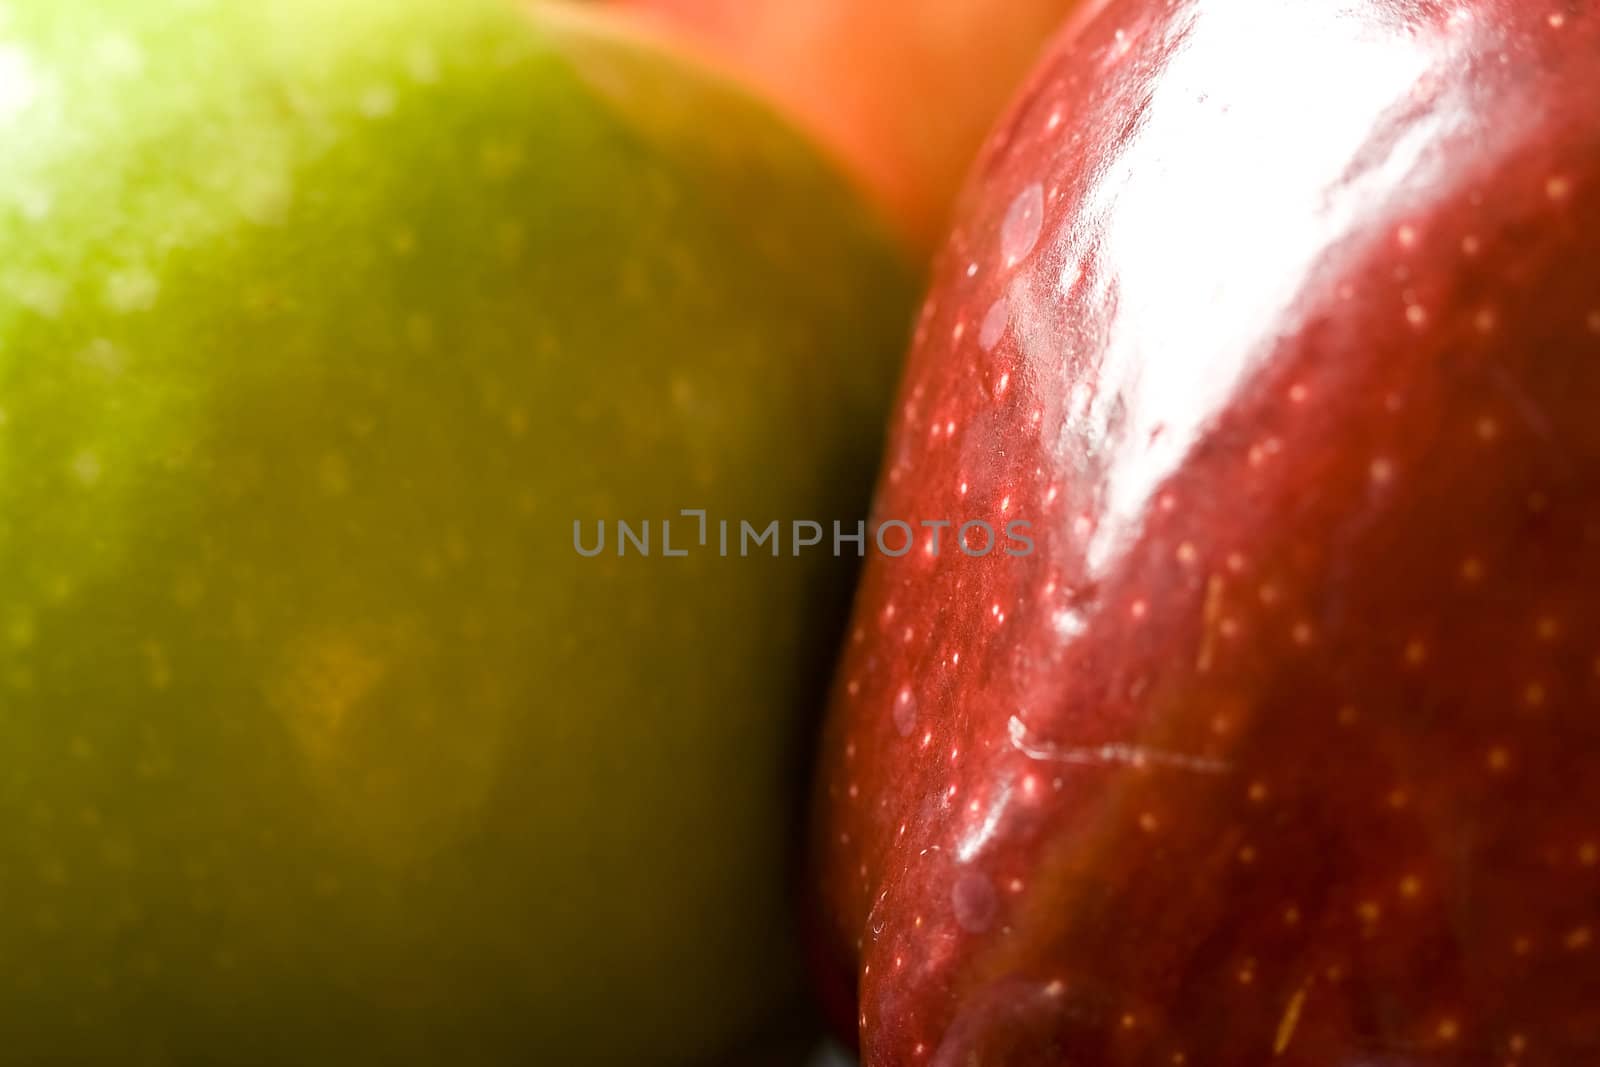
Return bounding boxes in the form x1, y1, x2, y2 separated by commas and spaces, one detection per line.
811, 1, 1600, 1062
0, 1, 914, 1062
612, 0, 1080, 249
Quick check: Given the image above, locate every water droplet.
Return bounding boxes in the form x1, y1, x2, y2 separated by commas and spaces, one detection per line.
1001, 183, 1045, 268
979, 296, 1010, 351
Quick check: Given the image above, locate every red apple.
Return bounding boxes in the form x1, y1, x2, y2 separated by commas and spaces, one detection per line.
810, 1, 1600, 1063
608, 0, 1080, 250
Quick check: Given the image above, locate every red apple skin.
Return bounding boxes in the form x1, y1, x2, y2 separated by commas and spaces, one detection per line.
810, 1, 1600, 1063
609, 0, 1080, 250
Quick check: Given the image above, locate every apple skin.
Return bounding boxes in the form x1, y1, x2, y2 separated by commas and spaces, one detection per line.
609, 0, 1080, 250
809, 1, 1600, 1063
0, 1, 915, 1063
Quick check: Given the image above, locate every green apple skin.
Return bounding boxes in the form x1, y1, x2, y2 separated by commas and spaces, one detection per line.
0, 1, 914, 1063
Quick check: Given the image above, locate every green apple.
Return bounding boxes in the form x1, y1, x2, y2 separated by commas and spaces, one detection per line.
0, 1, 913, 1063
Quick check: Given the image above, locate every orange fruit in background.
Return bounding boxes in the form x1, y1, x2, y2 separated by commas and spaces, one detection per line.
613, 0, 1081, 251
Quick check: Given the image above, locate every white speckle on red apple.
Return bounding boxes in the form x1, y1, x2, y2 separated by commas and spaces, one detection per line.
893, 686, 917, 738
1049, 604, 1088, 639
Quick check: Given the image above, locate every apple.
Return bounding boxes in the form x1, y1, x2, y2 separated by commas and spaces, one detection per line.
810, 0, 1600, 1063
608, 0, 1079, 250
0, 0, 915, 1062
